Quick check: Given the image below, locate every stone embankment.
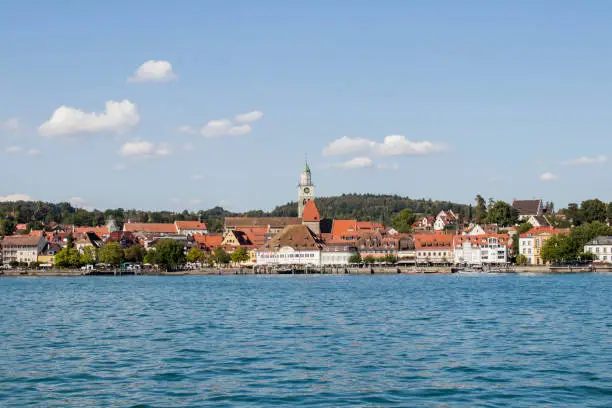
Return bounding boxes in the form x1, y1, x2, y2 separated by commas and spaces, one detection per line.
2, 265, 611, 277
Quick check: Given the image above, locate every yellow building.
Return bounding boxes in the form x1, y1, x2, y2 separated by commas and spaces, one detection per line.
518, 226, 561, 265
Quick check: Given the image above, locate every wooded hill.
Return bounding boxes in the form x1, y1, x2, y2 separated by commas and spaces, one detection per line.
0, 194, 470, 234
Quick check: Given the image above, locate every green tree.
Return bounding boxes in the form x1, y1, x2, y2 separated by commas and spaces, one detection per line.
80, 246, 96, 265
566, 203, 583, 226
391, 208, 416, 233
540, 235, 568, 264
486, 201, 519, 227
517, 222, 533, 234
363, 255, 376, 264
66, 232, 75, 248
581, 199, 607, 223
348, 253, 362, 264
608, 202, 612, 224
149, 239, 185, 271
125, 244, 146, 263
383, 254, 397, 264
211, 247, 230, 265
230, 247, 250, 264
186, 247, 207, 263
55, 247, 81, 268
1, 219, 16, 236
98, 242, 125, 266
474, 195, 488, 224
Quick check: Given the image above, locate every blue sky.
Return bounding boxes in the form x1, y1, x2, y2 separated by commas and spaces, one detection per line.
1, 1, 611, 212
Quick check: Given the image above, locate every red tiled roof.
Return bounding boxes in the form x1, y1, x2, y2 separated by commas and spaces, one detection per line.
520, 226, 561, 238
238, 227, 268, 247
331, 220, 357, 238
175, 221, 207, 230
302, 200, 320, 223
453, 233, 509, 247
193, 234, 223, 249
413, 233, 454, 249
74, 226, 110, 236
123, 223, 177, 234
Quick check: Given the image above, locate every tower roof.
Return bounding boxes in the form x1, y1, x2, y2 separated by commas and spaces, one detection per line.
303, 160, 311, 173
302, 200, 320, 222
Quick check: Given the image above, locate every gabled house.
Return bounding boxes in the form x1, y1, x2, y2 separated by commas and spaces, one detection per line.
413, 233, 454, 264
512, 199, 546, 220
175, 221, 208, 236
412, 216, 435, 232
257, 225, 325, 266
584, 236, 612, 263
2, 235, 47, 265
453, 234, 509, 265
518, 226, 562, 265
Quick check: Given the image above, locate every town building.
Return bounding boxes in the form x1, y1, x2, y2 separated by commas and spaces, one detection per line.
256, 225, 324, 266
453, 234, 509, 265
321, 242, 358, 266
224, 217, 301, 235
413, 233, 454, 264
412, 216, 435, 232
301, 199, 321, 235
512, 199, 547, 220
518, 226, 561, 265
38, 243, 62, 266
175, 221, 208, 236
584, 236, 612, 263
2, 235, 47, 265
123, 222, 178, 235
434, 210, 459, 231
74, 232, 105, 253
355, 231, 413, 259
297, 161, 315, 218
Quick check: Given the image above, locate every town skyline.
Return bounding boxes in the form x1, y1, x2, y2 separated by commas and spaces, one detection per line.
2, 2, 612, 211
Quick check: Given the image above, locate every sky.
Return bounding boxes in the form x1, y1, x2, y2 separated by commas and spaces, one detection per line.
1, 1, 612, 212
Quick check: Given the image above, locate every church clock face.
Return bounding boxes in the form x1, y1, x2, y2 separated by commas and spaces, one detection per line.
303, 187, 310, 194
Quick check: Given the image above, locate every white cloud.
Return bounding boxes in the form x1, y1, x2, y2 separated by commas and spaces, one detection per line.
119, 141, 172, 158
5, 146, 23, 153
1, 118, 20, 133
177, 125, 197, 135
562, 155, 607, 166
26, 149, 41, 156
376, 163, 399, 170
201, 119, 252, 137
39, 100, 140, 137
228, 124, 252, 136
540, 172, 558, 181
326, 157, 373, 169
191, 174, 204, 180
234, 110, 263, 123
0, 193, 32, 202
322, 135, 445, 157
128, 60, 177, 83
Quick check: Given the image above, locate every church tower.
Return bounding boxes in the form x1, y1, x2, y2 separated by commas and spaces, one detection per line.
297, 160, 315, 218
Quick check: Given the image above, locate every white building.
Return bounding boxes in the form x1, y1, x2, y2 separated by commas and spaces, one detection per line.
584, 236, 612, 263
2, 235, 47, 265
453, 234, 509, 265
175, 221, 208, 236
256, 224, 324, 267
321, 244, 358, 266
434, 210, 459, 231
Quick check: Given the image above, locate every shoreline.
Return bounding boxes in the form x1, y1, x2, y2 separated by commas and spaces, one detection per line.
1, 265, 610, 277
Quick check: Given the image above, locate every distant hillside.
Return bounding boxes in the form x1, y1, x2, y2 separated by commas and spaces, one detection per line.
0, 194, 469, 235
269, 194, 469, 223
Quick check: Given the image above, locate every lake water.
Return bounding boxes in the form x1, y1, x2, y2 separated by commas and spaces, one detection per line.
1, 274, 612, 407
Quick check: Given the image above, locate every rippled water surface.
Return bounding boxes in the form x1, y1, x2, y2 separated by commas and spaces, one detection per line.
1, 274, 612, 407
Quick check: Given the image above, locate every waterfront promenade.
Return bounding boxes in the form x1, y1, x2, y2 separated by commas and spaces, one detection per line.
2, 265, 611, 277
